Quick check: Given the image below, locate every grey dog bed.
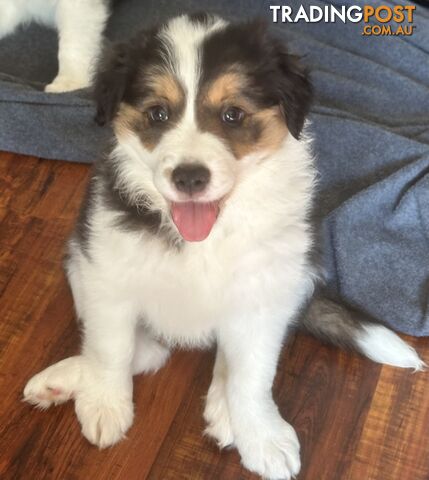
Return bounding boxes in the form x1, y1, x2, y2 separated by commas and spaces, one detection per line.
1, 0, 428, 336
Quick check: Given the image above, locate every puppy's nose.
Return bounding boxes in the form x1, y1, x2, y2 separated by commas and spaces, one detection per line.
172, 164, 210, 195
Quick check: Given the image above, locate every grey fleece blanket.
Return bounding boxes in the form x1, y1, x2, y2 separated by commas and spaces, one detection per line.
0, 0, 428, 335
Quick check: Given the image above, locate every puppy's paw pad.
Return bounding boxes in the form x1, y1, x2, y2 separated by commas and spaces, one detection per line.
238, 421, 301, 480
23, 357, 81, 409
24, 378, 73, 409
203, 385, 234, 448
75, 394, 134, 448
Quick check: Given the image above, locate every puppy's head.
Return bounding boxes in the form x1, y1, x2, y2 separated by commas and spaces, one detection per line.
95, 13, 312, 242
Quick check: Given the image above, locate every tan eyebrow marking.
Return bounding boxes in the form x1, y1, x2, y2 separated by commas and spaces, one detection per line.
145, 71, 184, 105
204, 71, 249, 106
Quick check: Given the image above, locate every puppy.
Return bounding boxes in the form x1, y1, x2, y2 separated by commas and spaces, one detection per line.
23, 14, 424, 480
0, 0, 110, 92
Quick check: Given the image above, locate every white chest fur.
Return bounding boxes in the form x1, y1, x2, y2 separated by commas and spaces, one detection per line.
68, 136, 316, 346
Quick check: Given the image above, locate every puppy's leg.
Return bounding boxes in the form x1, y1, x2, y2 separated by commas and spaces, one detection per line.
73, 299, 137, 448
45, 0, 109, 92
203, 347, 234, 448
24, 254, 137, 448
218, 313, 300, 480
23, 305, 136, 448
132, 326, 170, 375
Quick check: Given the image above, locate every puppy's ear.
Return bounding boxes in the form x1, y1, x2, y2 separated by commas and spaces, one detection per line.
273, 40, 312, 139
94, 41, 137, 126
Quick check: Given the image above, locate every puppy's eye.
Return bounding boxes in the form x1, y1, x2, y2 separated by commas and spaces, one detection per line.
148, 105, 169, 123
222, 107, 245, 125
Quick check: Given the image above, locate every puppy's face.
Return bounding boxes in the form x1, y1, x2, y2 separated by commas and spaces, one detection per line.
95, 14, 312, 241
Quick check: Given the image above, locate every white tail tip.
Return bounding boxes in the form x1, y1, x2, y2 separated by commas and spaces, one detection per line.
356, 325, 426, 371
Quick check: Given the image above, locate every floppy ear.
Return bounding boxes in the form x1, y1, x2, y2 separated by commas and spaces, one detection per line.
94, 41, 138, 126
273, 40, 313, 139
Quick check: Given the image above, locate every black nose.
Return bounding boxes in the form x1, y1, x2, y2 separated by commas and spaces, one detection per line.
171, 164, 210, 195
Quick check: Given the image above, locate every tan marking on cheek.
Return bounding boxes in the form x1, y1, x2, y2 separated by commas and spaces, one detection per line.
113, 103, 158, 151
253, 107, 289, 153
197, 103, 288, 160
113, 103, 142, 138
229, 107, 288, 159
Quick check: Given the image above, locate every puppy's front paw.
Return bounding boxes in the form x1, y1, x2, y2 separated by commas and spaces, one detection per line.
75, 389, 134, 449
45, 76, 89, 93
235, 417, 301, 480
23, 356, 82, 409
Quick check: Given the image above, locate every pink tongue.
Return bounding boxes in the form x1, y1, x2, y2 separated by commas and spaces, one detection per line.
171, 202, 219, 242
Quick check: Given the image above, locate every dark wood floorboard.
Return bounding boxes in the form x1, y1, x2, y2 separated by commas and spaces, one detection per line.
0, 152, 428, 480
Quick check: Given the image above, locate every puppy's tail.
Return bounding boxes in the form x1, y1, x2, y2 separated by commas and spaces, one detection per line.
301, 293, 425, 371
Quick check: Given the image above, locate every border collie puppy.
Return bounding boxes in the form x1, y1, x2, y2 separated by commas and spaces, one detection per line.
0, 0, 110, 92
23, 14, 424, 480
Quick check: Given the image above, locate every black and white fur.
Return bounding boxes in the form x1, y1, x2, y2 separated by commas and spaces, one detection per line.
23, 14, 424, 480
0, 0, 110, 92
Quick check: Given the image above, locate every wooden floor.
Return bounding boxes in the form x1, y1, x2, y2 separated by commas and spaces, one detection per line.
0, 151, 428, 480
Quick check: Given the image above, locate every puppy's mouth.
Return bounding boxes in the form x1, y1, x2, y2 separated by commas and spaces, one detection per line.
171, 201, 220, 242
